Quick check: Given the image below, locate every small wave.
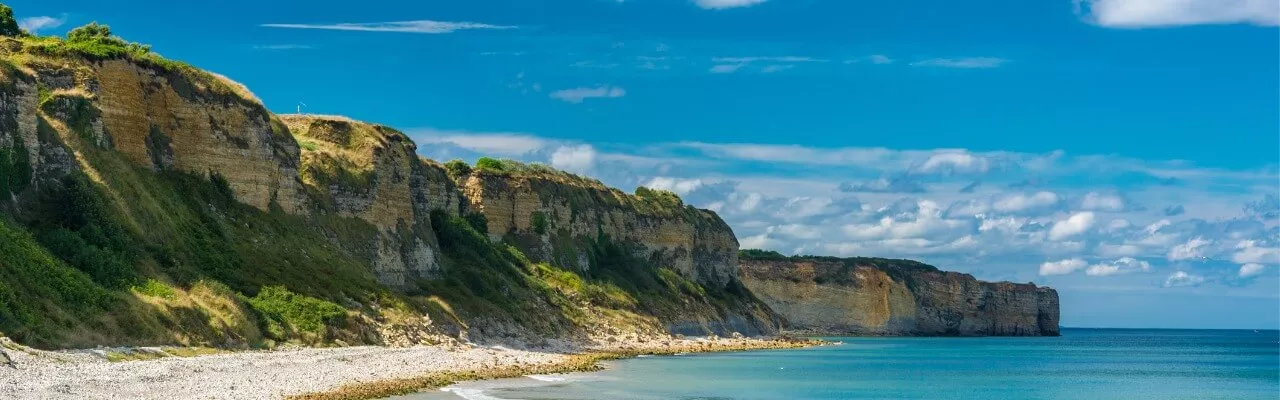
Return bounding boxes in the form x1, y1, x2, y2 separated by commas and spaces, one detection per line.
440, 388, 512, 400
526, 374, 568, 382
637, 354, 653, 358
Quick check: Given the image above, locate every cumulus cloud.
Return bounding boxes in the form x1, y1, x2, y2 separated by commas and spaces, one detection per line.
643, 177, 705, 195
994, 192, 1061, 214
549, 85, 626, 103
914, 151, 991, 175
1245, 194, 1279, 220
261, 20, 516, 33
18, 15, 66, 33
1168, 237, 1210, 261
549, 145, 597, 174
1079, 192, 1127, 212
411, 130, 548, 156
694, 0, 768, 9
1049, 212, 1096, 240
1239, 263, 1267, 278
1163, 271, 1206, 287
1232, 240, 1280, 264
1040, 258, 1088, 276
1086, 257, 1152, 276
910, 57, 1008, 69
1077, 0, 1279, 28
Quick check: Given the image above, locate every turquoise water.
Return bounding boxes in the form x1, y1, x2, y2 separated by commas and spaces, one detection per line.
406, 329, 1280, 400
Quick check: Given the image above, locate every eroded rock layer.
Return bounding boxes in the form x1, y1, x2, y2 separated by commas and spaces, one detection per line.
740, 256, 1060, 336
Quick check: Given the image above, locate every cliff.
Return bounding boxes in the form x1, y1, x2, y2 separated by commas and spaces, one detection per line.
739, 251, 1060, 336
0, 23, 778, 349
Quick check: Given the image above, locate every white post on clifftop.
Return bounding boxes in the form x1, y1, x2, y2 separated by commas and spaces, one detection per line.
297, 102, 308, 115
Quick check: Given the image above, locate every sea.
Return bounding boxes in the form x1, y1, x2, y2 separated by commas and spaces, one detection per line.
399, 328, 1280, 400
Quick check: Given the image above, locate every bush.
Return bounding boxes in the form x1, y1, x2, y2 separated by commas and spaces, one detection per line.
297, 140, 317, 152
464, 212, 489, 235
133, 278, 177, 300
246, 286, 346, 337
444, 159, 471, 177
474, 157, 505, 172
0, 5, 19, 37
738, 249, 789, 261
531, 211, 549, 235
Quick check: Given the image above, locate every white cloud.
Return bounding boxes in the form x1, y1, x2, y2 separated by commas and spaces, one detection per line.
1231, 240, 1280, 264
549, 145, 598, 174
994, 192, 1061, 213
911, 57, 1008, 69
1098, 243, 1143, 257
1163, 271, 1206, 287
18, 15, 66, 33
1239, 263, 1267, 278
1080, 192, 1127, 212
914, 151, 991, 174
760, 64, 794, 73
709, 63, 747, 74
1078, 0, 1280, 28
1106, 219, 1133, 231
1049, 212, 1096, 240
869, 55, 894, 64
643, 177, 705, 195
713, 56, 825, 63
1168, 237, 1210, 261
549, 85, 626, 103
694, 0, 769, 10
1086, 257, 1152, 276
1040, 258, 1088, 276
261, 20, 516, 34
411, 130, 548, 156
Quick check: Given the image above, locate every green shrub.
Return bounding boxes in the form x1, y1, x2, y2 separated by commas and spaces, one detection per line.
246, 286, 346, 336
474, 157, 505, 172
464, 212, 489, 235
738, 249, 789, 261
133, 278, 177, 300
444, 159, 471, 177
531, 211, 549, 235
297, 140, 318, 151
32, 175, 140, 288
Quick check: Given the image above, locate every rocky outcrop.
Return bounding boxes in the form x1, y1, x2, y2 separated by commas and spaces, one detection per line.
462, 173, 739, 289
282, 115, 448, 288
0, 45, 307, 213
740, 255, 1060, 336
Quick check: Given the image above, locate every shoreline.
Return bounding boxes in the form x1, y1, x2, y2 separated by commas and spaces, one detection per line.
0, 336, 819, 400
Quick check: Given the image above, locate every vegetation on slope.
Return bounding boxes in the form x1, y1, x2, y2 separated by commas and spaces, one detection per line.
739, 249, 942, 289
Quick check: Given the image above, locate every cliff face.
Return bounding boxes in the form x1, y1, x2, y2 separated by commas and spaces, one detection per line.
740, 256, 1059, 336
282, 115, 450, 288
462, 172, 739, 290
458, 169, 777, 336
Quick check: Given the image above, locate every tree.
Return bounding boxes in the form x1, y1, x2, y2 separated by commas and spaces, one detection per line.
0, 4, 20, 37
67, 22, 117, 44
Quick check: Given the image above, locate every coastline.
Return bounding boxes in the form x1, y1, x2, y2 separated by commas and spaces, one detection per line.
0, 336, 817, 400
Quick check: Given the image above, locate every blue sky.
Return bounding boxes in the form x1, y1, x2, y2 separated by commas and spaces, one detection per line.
13, 0, 1279, 329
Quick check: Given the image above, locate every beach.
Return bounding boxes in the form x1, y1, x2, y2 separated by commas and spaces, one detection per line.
0, 336, 813, 400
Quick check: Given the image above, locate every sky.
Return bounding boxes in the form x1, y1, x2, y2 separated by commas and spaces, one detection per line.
11, 0, 1279, 329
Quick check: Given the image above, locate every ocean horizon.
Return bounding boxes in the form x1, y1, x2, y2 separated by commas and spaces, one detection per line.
405, 328, 1280, 400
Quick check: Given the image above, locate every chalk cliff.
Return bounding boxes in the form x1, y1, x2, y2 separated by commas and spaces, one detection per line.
739, 252, 1060, 336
